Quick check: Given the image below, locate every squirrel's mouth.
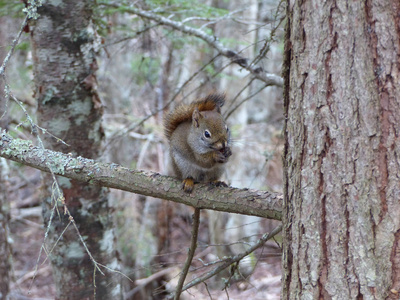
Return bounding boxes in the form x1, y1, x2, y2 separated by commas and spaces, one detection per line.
214, 145, 231, 158
209, 141, 231, 158
211, 141, 226, 150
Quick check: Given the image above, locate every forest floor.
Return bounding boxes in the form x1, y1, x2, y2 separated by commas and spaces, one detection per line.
7, 167, 281, 300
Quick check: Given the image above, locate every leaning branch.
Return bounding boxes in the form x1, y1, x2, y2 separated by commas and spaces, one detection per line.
102, 4, 283, 87
0, 131, 282, 220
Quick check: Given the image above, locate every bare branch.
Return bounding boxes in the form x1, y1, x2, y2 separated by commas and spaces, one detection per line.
180, 224, 282, 293
101, 3, 283, 87
0, 131, 282, 220
126, 267, 175, 298
0, 16, 28, 77
174, 208, 200, 299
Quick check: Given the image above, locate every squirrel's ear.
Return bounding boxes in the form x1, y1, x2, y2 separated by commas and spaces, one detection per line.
192, 108, 203, 127
212, 105, 221, 113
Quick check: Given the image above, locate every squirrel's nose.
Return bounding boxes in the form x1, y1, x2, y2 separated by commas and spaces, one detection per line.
214, 142, 223, 150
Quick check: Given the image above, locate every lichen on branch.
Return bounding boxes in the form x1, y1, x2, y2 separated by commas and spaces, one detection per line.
0, 130, 282, 220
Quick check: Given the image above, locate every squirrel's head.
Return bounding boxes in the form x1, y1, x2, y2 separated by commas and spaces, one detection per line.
191, 107, 231, 153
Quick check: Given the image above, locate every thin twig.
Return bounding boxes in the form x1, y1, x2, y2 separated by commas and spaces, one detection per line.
99, 3, 283, 87
249, 16, 286, 68
180, 224, 282, 292
0, 16, 28, 76
0, 14, 28, 122
28, 198, 58, 293
225, 83, 269, 120
68, 213, 105, 275
40, 220, 72, 266
169, 54, 221, 103
5, 55, 117, 300
102, 23, 161, 47
203, 282, 212, 299
126, 267, 174, 298
198, 8, 246, 29
174, 208, 201, 300
102, 53, 220, 149
223, 78, 255, 119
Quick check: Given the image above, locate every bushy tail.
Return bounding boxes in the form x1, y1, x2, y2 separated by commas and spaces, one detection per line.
164, 93, 225, 140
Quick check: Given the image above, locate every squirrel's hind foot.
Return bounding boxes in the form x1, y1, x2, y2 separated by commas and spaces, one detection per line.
182, 179, 228, 193
208, 180, 229, 190
182, 178, 195, 193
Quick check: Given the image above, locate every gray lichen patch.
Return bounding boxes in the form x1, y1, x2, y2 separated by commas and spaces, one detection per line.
49, 0, 65, 8
100, 229, 115, 253
64, 241, 85, 260
46, 118, 71, 137
42, 86, 60, 105
58, 176, 72, 189
88, 119, 103, 143
3, 134, 33, 158
67, 99, 92, 126
47, 152, 67, 175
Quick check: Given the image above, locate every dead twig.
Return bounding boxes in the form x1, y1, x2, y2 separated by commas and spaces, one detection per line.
180, 224, 282, 292
174, 208, 201, 300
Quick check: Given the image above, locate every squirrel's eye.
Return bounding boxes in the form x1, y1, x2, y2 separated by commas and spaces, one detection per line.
225, 125, 229, 132
204, 130, 211, 138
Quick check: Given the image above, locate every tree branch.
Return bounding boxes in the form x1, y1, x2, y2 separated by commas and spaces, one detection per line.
101, 3, 283, 87
180, 224, 282, 293
0, 131, 282, 220
174, 208, 200, 300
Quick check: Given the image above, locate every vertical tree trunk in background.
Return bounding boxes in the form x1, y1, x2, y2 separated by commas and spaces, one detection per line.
283, 0, 400, 299
0, 16, 11, 300
30, 1, 122, 298
0, 159, 10, 299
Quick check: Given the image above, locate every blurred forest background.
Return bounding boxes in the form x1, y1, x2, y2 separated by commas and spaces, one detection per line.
1, 0, 285, 299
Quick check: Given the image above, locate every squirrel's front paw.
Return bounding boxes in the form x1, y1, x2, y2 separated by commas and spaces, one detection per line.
214, 151, 227, 163
214, 147, 232, 163
222, 146, 232, 158
182, 178, 195, 193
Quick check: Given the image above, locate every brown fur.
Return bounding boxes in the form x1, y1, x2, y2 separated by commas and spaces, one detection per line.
164, 93, 225, 140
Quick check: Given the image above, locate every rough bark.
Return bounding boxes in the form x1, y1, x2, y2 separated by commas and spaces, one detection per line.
0, 131, 283, 220
0, 159, 10, 299
283, 0, 400, 299
0, 16, 11, 300
30, 1, 121, 298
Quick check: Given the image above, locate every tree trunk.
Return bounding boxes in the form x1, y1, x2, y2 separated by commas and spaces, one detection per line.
30, 1, 122, 298
0, 15, 11, 300
283, 0, 400, 298
0, 159, 10, 299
